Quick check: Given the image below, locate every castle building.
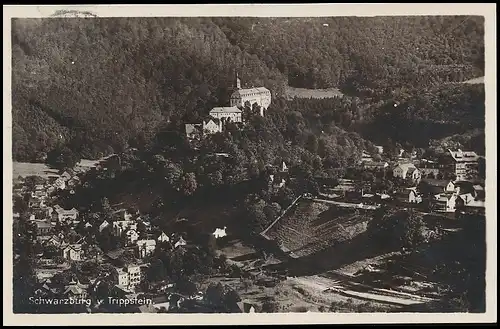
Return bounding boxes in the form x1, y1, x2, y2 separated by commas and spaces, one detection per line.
209, 107, 242, 123
229, 73, 271, 116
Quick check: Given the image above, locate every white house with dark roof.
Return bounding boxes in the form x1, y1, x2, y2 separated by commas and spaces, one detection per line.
136, 239, 157, 258
209, 106, 243, 123
63, 279, 88, 300
434, 193, 457, 213
202, 118, 223, 134
157, 232, 170, 243
53, 207, 79, 223
53, 177, 66, 190
61, 244, 84, 261
174, 236, 187, 249
393, 163, 421, 181
124, 229, 139, 246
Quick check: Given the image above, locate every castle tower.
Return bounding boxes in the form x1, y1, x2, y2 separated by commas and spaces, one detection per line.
235, 71, 241, 90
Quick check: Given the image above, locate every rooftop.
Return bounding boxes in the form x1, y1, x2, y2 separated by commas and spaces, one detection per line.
137, 239, 156, 247
395, 163, 416, 170
209, 106, 242, 114
421, 179, 453, 188
448, 149, 479, 162
231, 87, 270, 97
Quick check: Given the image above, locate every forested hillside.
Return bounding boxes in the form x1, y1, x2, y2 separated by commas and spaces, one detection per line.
12, 16, 485, 161
214, 16, 484, 93
11, 17, 286, 161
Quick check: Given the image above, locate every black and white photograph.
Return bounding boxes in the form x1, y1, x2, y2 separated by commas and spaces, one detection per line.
4, 4, 497, 325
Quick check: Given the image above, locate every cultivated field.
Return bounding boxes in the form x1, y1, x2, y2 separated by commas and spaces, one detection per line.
285, 86, 344, 100
263, 199, 371, 258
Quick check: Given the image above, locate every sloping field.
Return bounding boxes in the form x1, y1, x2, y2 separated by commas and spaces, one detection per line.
12, 162, 60, 180
462, 76, 484, 84
264, 199, 370, 258
12, 155, 114, 181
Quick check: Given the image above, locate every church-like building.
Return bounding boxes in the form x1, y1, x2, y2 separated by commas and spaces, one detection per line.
229, 73, 271, 116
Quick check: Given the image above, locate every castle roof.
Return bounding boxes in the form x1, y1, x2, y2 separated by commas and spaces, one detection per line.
210, 106, 242, 114
231, 87, 270, 98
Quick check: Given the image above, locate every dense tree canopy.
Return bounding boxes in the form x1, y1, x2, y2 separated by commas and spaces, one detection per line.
12, 16, 484, 161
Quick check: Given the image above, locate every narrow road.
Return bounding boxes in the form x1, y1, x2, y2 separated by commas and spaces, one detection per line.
311, 198, 379, 210
289, 272, 437, 307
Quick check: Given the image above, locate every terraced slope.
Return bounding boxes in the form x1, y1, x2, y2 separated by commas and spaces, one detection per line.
265, 199, 370, 258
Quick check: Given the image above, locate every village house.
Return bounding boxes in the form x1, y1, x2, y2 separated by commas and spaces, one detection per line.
52, 206, 79, 223
185, 123, 203, 141
157, 232, 170, 243
112, 220, 137, 237
393, 163, 421, 182
408, 188, 423, 204
113, 264, 141, 292
136, 239, 157, 258
360, 151, 373, 163
34, 279, 58, 297
113, 209, 135, 221
456, 194, 486, 215
99, 220, 110, 232
28, 197, 42, 209
236, 301, 257, 313
280, 161, 288, 173
363, 161, 389, 170
174, 236, 187, 249
124, 229, 139, 246
433, 193, 457, 213
418, 179, 456, 197
35, 221, 54, 237
268, 173, 287, 189
202, 118, 223, 134
417, 159, 440, 179
444, 149, 480, 181
61, 244, 84, 261
336, 179, 356, 192
452, 180, 478, 196
229, 73, 271, 116
34, 184, 45, 191
60, 171, 72, 182
31, 189, 48, 200
473, 184, 485, 200
67, 176, 81, 188
44, 234, 65, 248
63, 279, 88, 300
209, 106, 243, 124
53, 177, 66, 190
374, 145, 384, 154
212, 227, 227, 239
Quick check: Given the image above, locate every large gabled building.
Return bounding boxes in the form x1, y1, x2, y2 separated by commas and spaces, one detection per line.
444, 149, 480, 181
229, 73, 271, 116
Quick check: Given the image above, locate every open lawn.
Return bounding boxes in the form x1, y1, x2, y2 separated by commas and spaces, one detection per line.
285, 86, 344, 100
12, 162, 60, 181
461, 76, 484, 84
13, 156, 111, 182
